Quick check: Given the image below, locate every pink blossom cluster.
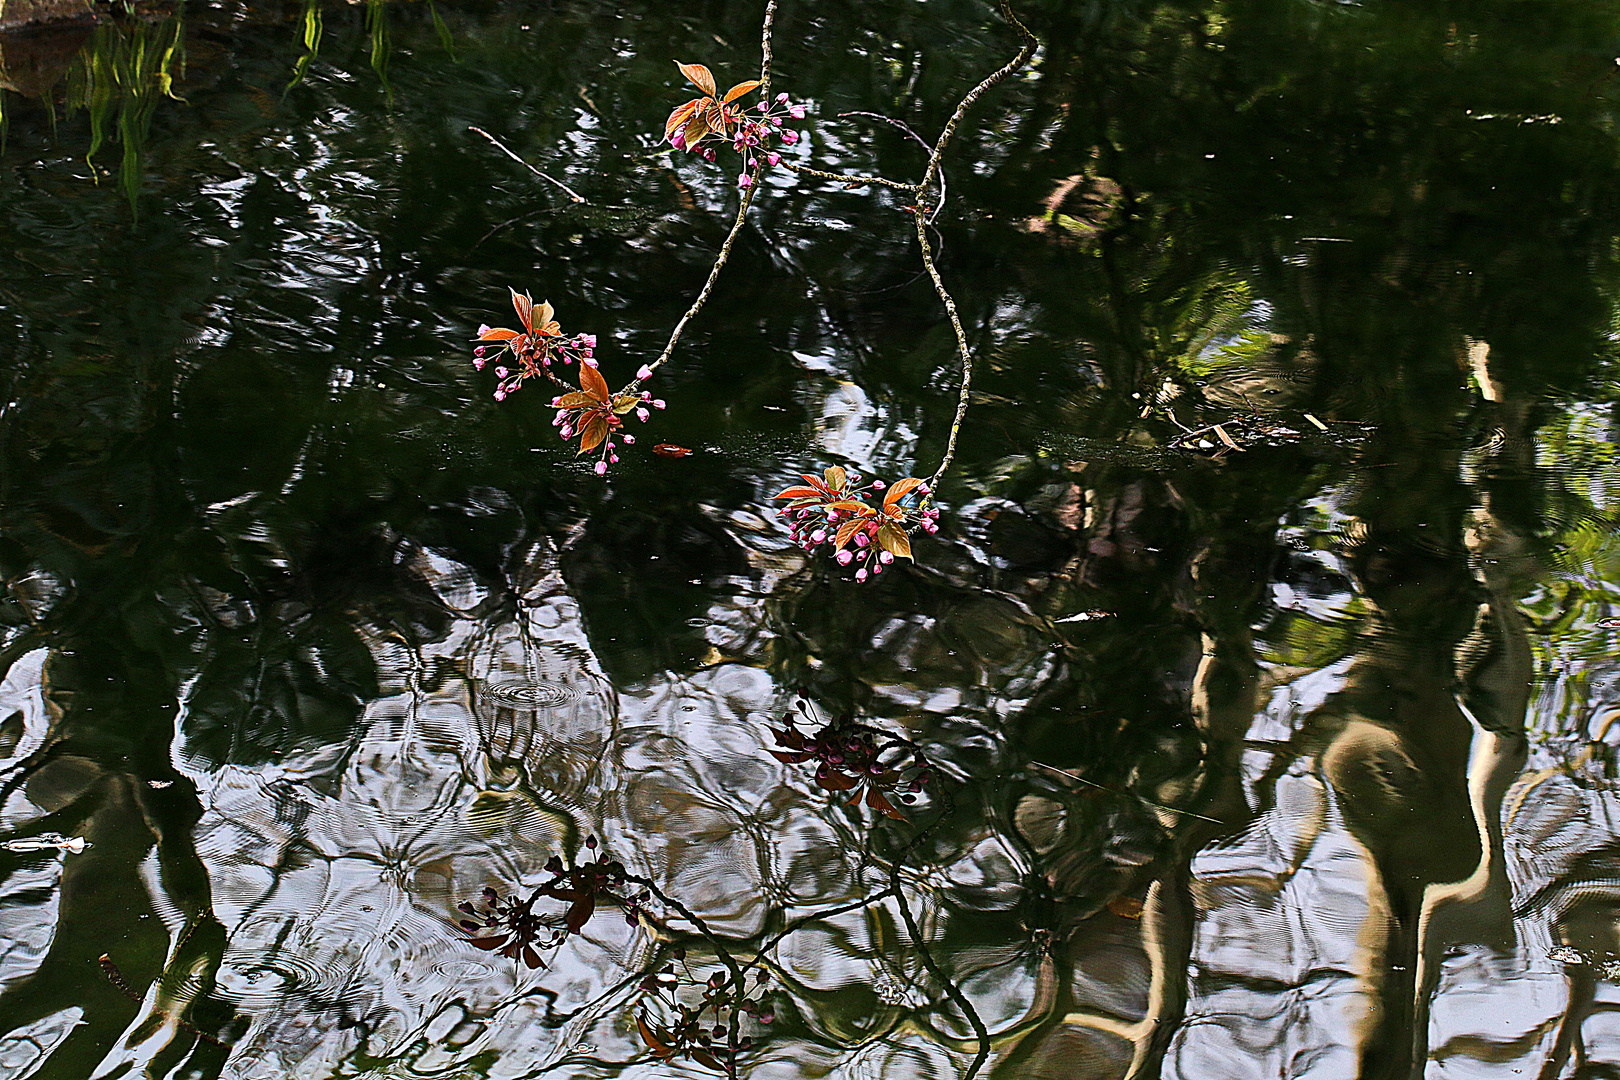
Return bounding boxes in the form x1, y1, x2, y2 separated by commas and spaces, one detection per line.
473, 330, 597, 402
775, 469, 939, 582
670, 91, 806, 188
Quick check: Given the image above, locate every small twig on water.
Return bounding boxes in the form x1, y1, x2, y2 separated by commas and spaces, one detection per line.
469, 126, 587, 204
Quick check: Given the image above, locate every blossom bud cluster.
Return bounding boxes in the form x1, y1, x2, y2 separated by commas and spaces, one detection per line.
668, 89, 807, 189
474, 329, 598, 402
776, 470, 939, 582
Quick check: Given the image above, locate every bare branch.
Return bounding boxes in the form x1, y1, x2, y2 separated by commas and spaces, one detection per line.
468, 126, 587, 204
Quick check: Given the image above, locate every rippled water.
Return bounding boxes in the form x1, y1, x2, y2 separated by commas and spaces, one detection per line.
2, 0, 1620, 1076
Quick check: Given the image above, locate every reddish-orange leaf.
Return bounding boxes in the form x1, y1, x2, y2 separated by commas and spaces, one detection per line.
883, 477, 925, 510
510, 288, 534, 333
799, 473, 834, 494
555, 391, 595, 408
865, 786, 906, 820
692, 1049, 724, 1071
676, 61, 716, 98
477, 327, 521, 342
665, 100, 700, 140
578, 362, 611, 403
636, 1015, 675, 1058
577, 414, 610, 454
775, 486, 824, 499
824, 500, 873, 515
819, 768, 856, 792
1107, 896, 1145, 919
681, 113, 711, 149
722, 79, 761, 104
564, 893, 596, 933
834, 518, 864, 551
653, 444, 694, 458
876, 522, 913, 561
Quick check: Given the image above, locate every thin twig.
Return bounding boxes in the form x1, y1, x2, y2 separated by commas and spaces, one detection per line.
838, 110, 945, 209
890, 801, 991, 1080
918, 0, 1038, 222
916, 210, 975, 489
625, 0, 778, 391
469, 126, 587, 204
779, 160, 920, 193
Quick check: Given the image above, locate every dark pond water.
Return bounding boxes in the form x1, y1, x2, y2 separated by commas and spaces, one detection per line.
2, 0, 1620, 1076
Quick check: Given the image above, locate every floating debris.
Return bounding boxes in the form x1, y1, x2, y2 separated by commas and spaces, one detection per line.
3, 833, 89, 855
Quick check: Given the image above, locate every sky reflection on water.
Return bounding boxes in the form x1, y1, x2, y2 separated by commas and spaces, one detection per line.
2, 0, 1620, 1077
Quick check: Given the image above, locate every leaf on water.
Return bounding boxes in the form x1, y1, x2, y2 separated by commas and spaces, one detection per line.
1107, 896, 1145, 919
676, 61, 716, 98
1304, 413, 1329, 431
1214, 424, 1241, 450
653, 444, 694, 457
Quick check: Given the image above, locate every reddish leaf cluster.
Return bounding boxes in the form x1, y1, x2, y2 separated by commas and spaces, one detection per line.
665, 61, 806, 187
473, 289, 596, 401
549, 361, 662, 475
636, 955, 773, 1074
768, 705, 933, 820
457, 840, 653, 970
774, 465, 939, 580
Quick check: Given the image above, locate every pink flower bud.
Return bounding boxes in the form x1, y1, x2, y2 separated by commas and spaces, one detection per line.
775, 92, 789, 104
560, 425, 573, 439
879, 551, 894, 565
478, 324, 491, 335
473, 357, 486, 371
738, 172, 753, 188
495, 367, 509, 378
812, 529, 827, 544
871, 479, 885, 489
653, 399, 666, 409
494, 389, 506, 401
474, 346, 486, 358
780, 129, 798, 145
671, 131, 687, 151
610, 454, 619, 463
855, 568, 868, 582
636, 408, 649, 422
594, 460, 608, 475
766, 153, 781, 167
624, 434, 635, 444
637, 365, 653, 380
855, 533, 869, 547
836, 550, 854, 565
